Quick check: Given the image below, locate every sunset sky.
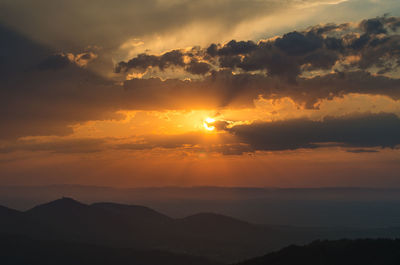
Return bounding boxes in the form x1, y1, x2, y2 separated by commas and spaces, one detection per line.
1, 0, 400, 187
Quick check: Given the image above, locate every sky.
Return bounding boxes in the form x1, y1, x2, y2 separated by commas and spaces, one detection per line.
0, 0, 400, 188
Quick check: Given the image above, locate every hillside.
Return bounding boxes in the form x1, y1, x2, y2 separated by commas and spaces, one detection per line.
236, 239, 400, 265
0, 234, 221, 265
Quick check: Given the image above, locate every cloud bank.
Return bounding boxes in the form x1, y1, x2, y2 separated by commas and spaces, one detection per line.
1, 16, 400, 151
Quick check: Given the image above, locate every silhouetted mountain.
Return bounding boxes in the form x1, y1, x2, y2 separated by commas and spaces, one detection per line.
0, 204, 58, 239
2, 198, 400, 263
0, 205, 22, 228
236, 239, 400, 265
4, 185, 400, 228
24, 197, 172, 247
177, 212, 258, 237
26, 197, 89, 223
91, 202, 172, 224
0, 234, 221, 265
0, 205, 19, 217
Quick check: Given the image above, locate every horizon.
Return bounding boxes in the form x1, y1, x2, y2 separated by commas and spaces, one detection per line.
3, 184, 400, 191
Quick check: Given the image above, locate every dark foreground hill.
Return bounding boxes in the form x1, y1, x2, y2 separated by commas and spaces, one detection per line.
0, 234, 221, 265
236, 239, 400, 265
1, 198, 400, 263
2, 235, 400, 265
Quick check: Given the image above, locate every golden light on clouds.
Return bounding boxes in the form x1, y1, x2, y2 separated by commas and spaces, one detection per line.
66, 94, 400, 141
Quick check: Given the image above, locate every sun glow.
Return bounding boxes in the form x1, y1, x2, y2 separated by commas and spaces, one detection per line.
203, 117, 216, 131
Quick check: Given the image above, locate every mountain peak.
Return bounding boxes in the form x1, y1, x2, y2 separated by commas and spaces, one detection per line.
26, 197, 87, 214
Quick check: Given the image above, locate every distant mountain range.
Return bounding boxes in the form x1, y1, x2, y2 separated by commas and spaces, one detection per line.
2, 185, 400, 228
1, 197, 400, 262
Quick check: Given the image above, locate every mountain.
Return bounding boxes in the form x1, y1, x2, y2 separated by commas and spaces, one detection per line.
0, 205, 52, 238
0, 234, 221, 265
24, 198, 172, 248
2, 198, 400, 263
21, 198, 277, 261
0, 205, 20, 218
4, 185, 400, 228
91, 202, 172, 224
0, 198, 304, 261
0, 205, 23, 228
236, 239, 400, 265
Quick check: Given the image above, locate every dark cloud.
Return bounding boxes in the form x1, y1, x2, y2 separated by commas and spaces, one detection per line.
185, 60, 212, 75
361, 19, 386, 35
307, 22, 350, 36
360, 17, 390, 35
122, 69, 400, 110
121, 70, 269, 109
294, 71, 400, 108
346, 149, 380, 153
117, 16, 400, 81
274, 31, 323, 56
0, 24, 50, 76
214, 40, 258, 56
115, 50, 185, 73
224, 113, 400, 151
116, 50, 210, 75
36, 54, 72, 70
114, 16, 400, 109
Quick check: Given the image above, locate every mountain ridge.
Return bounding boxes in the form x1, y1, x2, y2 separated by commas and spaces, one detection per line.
2, 197, 400, 263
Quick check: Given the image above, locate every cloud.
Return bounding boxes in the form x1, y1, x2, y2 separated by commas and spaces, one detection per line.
223, 113, 400, 151
115, 50, 185, 73
0, 0, 348, 52
115, 132, 252, 155
0, 132, 249, 156
346, 149, 380, 153
2, 17, 400, 140
118, 16, 400, 81
0, 24, 50, 76
3, 113, 398, 155
36, 54, 72, 70
209, 40, 258, 56
116, 16, 400, 108
123, 70, 400, 109
0, 138, 108, 154
185, 60, 212, 75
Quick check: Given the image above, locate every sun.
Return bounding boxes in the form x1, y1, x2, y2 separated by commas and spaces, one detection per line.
203, 117, 215, 131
